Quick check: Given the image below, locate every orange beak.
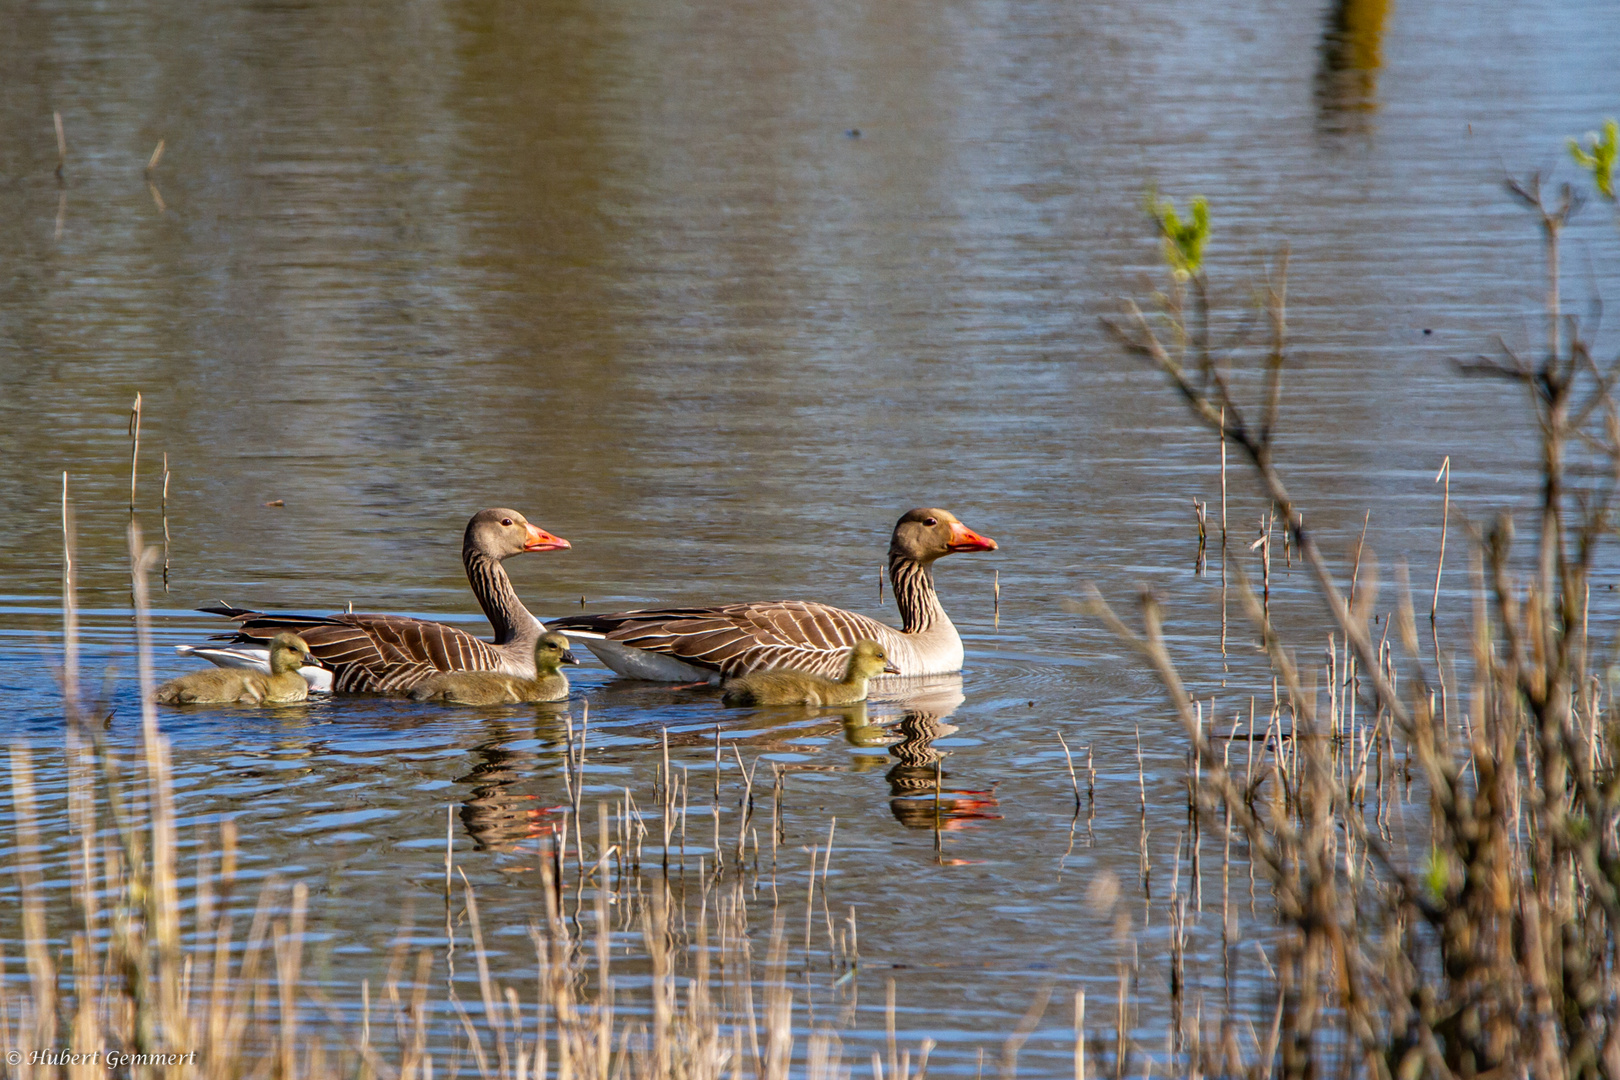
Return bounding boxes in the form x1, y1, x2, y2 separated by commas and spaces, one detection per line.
945, 521, 998, 553
524, 523, 571, 552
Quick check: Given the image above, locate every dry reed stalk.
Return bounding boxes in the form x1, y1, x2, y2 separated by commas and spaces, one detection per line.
61, 473, 80, 725
1193, 499, 1207, 576
128, 393, 142, 516
1073, 990, 1086, 1080
1057, 731, 1082, 811
1432, 456, 1450, 622
1219, 409, 1228, 664
161, 453, 171, 590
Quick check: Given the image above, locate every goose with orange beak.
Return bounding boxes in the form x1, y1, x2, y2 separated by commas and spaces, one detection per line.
550, 508, 997, 683
186, 508, 571, 693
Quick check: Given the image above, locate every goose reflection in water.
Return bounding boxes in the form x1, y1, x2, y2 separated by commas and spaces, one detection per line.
455, 709, 573, 853
857, 676, 1001, 831
1314, 0, 1389, 137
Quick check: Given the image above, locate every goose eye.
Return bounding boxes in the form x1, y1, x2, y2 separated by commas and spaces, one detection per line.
501, 518, 514, 527
923, 517, 937, 526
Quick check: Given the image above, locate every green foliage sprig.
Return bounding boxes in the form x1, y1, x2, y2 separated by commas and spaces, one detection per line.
1148, 194, 1210, 278
1569, 119, 1617, 200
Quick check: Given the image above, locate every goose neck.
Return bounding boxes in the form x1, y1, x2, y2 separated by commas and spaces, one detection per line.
465, 549, 536, 646
888, 555, 946, 635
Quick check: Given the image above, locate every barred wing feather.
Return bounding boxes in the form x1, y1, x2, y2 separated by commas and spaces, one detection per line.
202, 604, 504, 693
551, 601, 895, 678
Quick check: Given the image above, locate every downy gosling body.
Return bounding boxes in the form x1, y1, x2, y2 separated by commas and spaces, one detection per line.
409, 632, 577, 704
721, 640, 899, 707
156, 633, 315, 705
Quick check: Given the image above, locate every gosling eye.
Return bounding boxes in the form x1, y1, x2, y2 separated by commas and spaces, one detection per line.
501, 518, 514, 527
923, 517, 937, 526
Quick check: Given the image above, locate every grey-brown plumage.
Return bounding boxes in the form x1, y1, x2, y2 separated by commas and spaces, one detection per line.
197, 509, 570, 693
409, 633, 577, 705
156, 633, 314, 705
721, 639, 899, 706
550, 509, 997, 682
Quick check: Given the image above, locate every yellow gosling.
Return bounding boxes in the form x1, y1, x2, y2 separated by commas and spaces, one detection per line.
409, 632, 576, 705
721, 639, 899, 707
156, 632, 314, 705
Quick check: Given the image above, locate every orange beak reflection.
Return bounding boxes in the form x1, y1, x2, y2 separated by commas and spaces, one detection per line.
946, 521, 998, 553
524, 523, 571, 552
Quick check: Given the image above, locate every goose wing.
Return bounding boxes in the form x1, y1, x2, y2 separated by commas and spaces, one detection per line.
200, 603, 505, 693
548, 601, 894, 678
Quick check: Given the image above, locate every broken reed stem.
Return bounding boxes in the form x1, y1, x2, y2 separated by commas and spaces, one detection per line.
161, 454, 172, 591
1135, 725, 1147, 815
54, 110, 66, 178
1057, 731, 1083, 811
1432, 456, 1450, 622
1193, 499, 1208, 575
147, 139, 166, 171
61, 472, 80, 722
129, 392, 142, 516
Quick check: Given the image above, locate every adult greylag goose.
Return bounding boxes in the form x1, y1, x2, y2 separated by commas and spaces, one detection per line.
550, 508, 996, 683
157, 633, 315, 705
721, 639, 900, 706
410, 632, 578, 705
191, 509, 570, 693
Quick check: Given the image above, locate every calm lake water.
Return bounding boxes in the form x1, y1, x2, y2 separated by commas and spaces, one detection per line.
3, 0, 1620, 1072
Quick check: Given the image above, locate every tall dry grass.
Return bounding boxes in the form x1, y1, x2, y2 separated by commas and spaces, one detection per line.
3, 520, 948, 1080
1093, 167, 1620, 1077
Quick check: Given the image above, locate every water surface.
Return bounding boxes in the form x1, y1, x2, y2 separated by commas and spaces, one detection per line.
3, 0, 1620, 1071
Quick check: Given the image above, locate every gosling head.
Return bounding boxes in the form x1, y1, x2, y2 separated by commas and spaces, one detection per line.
534, 632, 579, 674
267, 633, 316, 674
848, 639, 901, 680
889, 508, 997, 565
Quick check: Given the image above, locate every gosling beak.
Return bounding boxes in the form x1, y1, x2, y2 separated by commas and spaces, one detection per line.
884, 661, 902, 675
524, 522, 571, 552
302, 652, 318, 666
945, 521, 997, 553
560, 649, 580, 665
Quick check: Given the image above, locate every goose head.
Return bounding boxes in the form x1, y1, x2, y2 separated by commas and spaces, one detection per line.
534, 632, 580, 674
464, 508, 571, 559
267, 633, 316, 675
849, 639, 902, 679
889, 508, 997, 565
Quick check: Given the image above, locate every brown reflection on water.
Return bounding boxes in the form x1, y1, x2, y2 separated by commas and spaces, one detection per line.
1315, 0, 1390, 135
886, 708, 1003, 832
456, 711, 573, 852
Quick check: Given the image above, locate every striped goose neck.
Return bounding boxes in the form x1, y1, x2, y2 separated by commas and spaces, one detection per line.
464, 550, 536, 646
888, 555, 946, 634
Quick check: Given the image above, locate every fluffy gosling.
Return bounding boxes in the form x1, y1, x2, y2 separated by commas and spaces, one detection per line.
156, 632, 315, 705
409, 632, 577, 705
721, 639, 899, 707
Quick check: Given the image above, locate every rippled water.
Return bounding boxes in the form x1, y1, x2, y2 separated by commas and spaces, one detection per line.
3, 0, 1620, 1072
